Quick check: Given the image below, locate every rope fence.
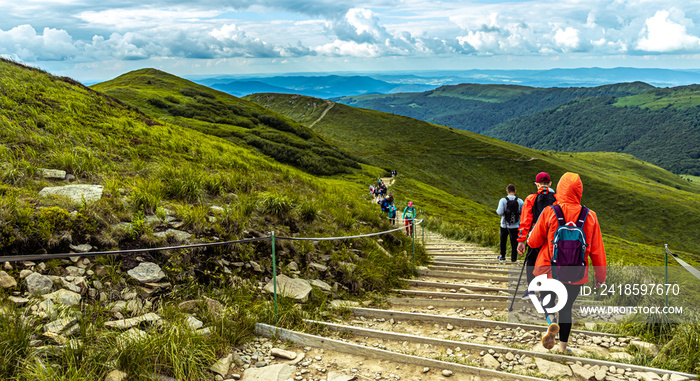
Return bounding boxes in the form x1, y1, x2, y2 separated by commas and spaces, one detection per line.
0, 215, 424, 324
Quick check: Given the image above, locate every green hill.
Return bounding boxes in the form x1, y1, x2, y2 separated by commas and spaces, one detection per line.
247, 93, 700, 264
337, 82, 654, 133
486, 92, 700, 175
92, 69, 360, 176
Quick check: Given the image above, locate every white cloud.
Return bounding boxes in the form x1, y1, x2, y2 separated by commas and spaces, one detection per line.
637, 10, 700, 52
314, 40, 381, 56
0, 25, 77, 60
554, 27, 582, 52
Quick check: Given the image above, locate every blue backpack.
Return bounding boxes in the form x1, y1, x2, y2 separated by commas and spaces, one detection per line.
551, 205, 589, 283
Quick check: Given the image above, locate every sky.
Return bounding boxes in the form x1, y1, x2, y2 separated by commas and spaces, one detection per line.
2, 0, 700, 81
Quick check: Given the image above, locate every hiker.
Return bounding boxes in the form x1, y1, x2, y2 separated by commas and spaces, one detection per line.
403, 201, 416, 236
528, 172, 606, 352
380, 195, 392, 213
369, 185, 375, 197
496, 184, 523, 262
517, 172, 557, 298
388, 201, 397, 225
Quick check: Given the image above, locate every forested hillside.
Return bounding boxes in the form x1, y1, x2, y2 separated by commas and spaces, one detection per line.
486, 95, 700, 175
337, 82, 653, 133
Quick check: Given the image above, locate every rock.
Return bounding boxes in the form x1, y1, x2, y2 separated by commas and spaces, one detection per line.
287, 262, 299, 271
326, 372, 356, 381
8, 296, 29, 306
594, 367, 607, 381
309, 262, 328, 272
69, 243, 93, 253
571, 364, 595, 380
482, 354, 500, 368
44, 317, 79, 334
104, 313, 162, 329
43, 289, 82, 306
670, 375, 690, 381
178, 299, 201, 311
105, 369, 128, 381
483, 310, 493, 317
309, 279, 332, 292
250, 261, 262, 272
241, 364, 295, 381
263, 274, 312, 302
204, 297, 224, 317
39, 184, 103, 203
270, 348, 296, 360
61, 278, 82, 293
110, 300, 144, 314
630, 340, 659, 356
0, 271, 17, 288
329, 300, 360, 308
446, 324, 454, 331
609, 352, 634, 361
422, 367, 430, 373
633, 372, 662, 381
534, 357, 573, 377
442, 370, 453, 377
26, 272, 53, 295
127, 262, 166, 283
185, 315, 204, 330
211, 354, 233, 377
153, 229, 192, 241
40, 168, 67, 180
116, 328, 148, 346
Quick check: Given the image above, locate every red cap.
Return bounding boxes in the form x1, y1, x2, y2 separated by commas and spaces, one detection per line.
535, 172, 551, 183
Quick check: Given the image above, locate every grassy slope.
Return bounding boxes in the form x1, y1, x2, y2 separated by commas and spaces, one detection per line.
247, 93, 700, 265
92, 69, 360, 176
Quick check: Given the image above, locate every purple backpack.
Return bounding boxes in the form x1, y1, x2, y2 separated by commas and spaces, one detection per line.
551, 205, 589, 283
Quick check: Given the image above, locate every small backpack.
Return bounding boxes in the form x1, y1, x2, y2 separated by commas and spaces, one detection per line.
551, 205, 590, 283
503, 196, 520, 225
532, 191, 557, 225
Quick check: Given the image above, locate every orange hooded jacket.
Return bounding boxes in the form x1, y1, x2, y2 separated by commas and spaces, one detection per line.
528, 172, 607, 285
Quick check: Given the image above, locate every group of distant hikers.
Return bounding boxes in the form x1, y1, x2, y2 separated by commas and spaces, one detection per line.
496, 171, 607, 353
369, 174, 417, 236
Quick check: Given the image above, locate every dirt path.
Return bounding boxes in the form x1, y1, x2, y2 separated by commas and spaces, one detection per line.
308, 101, 335, 128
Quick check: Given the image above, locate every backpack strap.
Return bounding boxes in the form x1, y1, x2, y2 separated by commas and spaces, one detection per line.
551, 204, 565, 227
576, 206, 590, 228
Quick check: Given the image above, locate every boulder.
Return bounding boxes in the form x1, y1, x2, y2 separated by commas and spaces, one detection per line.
43, 289, 82, 306
241, 364, 294, 381
26, 272, 53, 295
127, 262, 166, 283
39, 184, 103, 203
211, 354, 233, 377
534, 357, 573, 377
263, 274, 312, 302
482, 354, 500, 369
0, 271, 17, 288
40, 168, 67, 180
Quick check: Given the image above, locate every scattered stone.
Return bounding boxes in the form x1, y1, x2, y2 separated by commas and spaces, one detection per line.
287, 262, 299, 271
669, 375, 690, 381
633, 372, 662, 381
116, 328, 148, 346
241, 363, 295, 381
446, 323, 454, 331
43, 289, 82, 306
534, 357, 573, 377
263, 274, 312, 302
105, 369, 128, 381
185, 315, 204, 330
250, 261, 262, 272
609, 352, 634, 361
326, 372, 356, 381
40, 168, 67, 180
127, 262, 166, 283
571, 364, 595, 380
630, 340, 660, 356
69, 243, 93, 253
483, 310, 493, 317
422, 367, 430, 373
26, 272, 54, 295
0, 271, 17, 288
8, 296, 29, 306
270, 348, 297, 360
330, 300, 360, 308
39, 184, 103, 203
153, 229, 192, 241
211, 354, 233, 377
482, 354, 500, 368
104, 313, 162, 329
179, 300, 200, 311
441, 370, 453, 377
309, 262, 328, 272
309, 279, 332, 292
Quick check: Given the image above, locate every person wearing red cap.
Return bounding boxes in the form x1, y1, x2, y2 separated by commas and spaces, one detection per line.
403, 201, 416, 236
516, 172, 557, 299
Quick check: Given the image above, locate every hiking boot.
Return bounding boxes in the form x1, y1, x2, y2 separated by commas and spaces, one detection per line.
541, 323, 560, 350
497, 256, 506, 262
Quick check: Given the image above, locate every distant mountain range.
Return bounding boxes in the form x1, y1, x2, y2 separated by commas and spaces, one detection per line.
188, 67, 700, 99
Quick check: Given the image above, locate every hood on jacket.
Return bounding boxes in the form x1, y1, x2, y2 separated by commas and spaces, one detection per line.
556, 172, 583, 205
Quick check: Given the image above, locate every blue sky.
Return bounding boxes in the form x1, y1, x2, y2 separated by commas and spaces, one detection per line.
2, 0, 700, 81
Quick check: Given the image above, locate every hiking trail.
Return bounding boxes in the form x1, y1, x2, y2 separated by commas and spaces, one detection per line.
308, 100, 335, 128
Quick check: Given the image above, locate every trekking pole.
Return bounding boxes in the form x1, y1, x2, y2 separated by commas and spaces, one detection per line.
508, 250, 529, 312
412, 220, 416, 271
271, 231, 278, 325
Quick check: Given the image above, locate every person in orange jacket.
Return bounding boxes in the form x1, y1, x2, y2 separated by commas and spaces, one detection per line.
528, 172, 607, 353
